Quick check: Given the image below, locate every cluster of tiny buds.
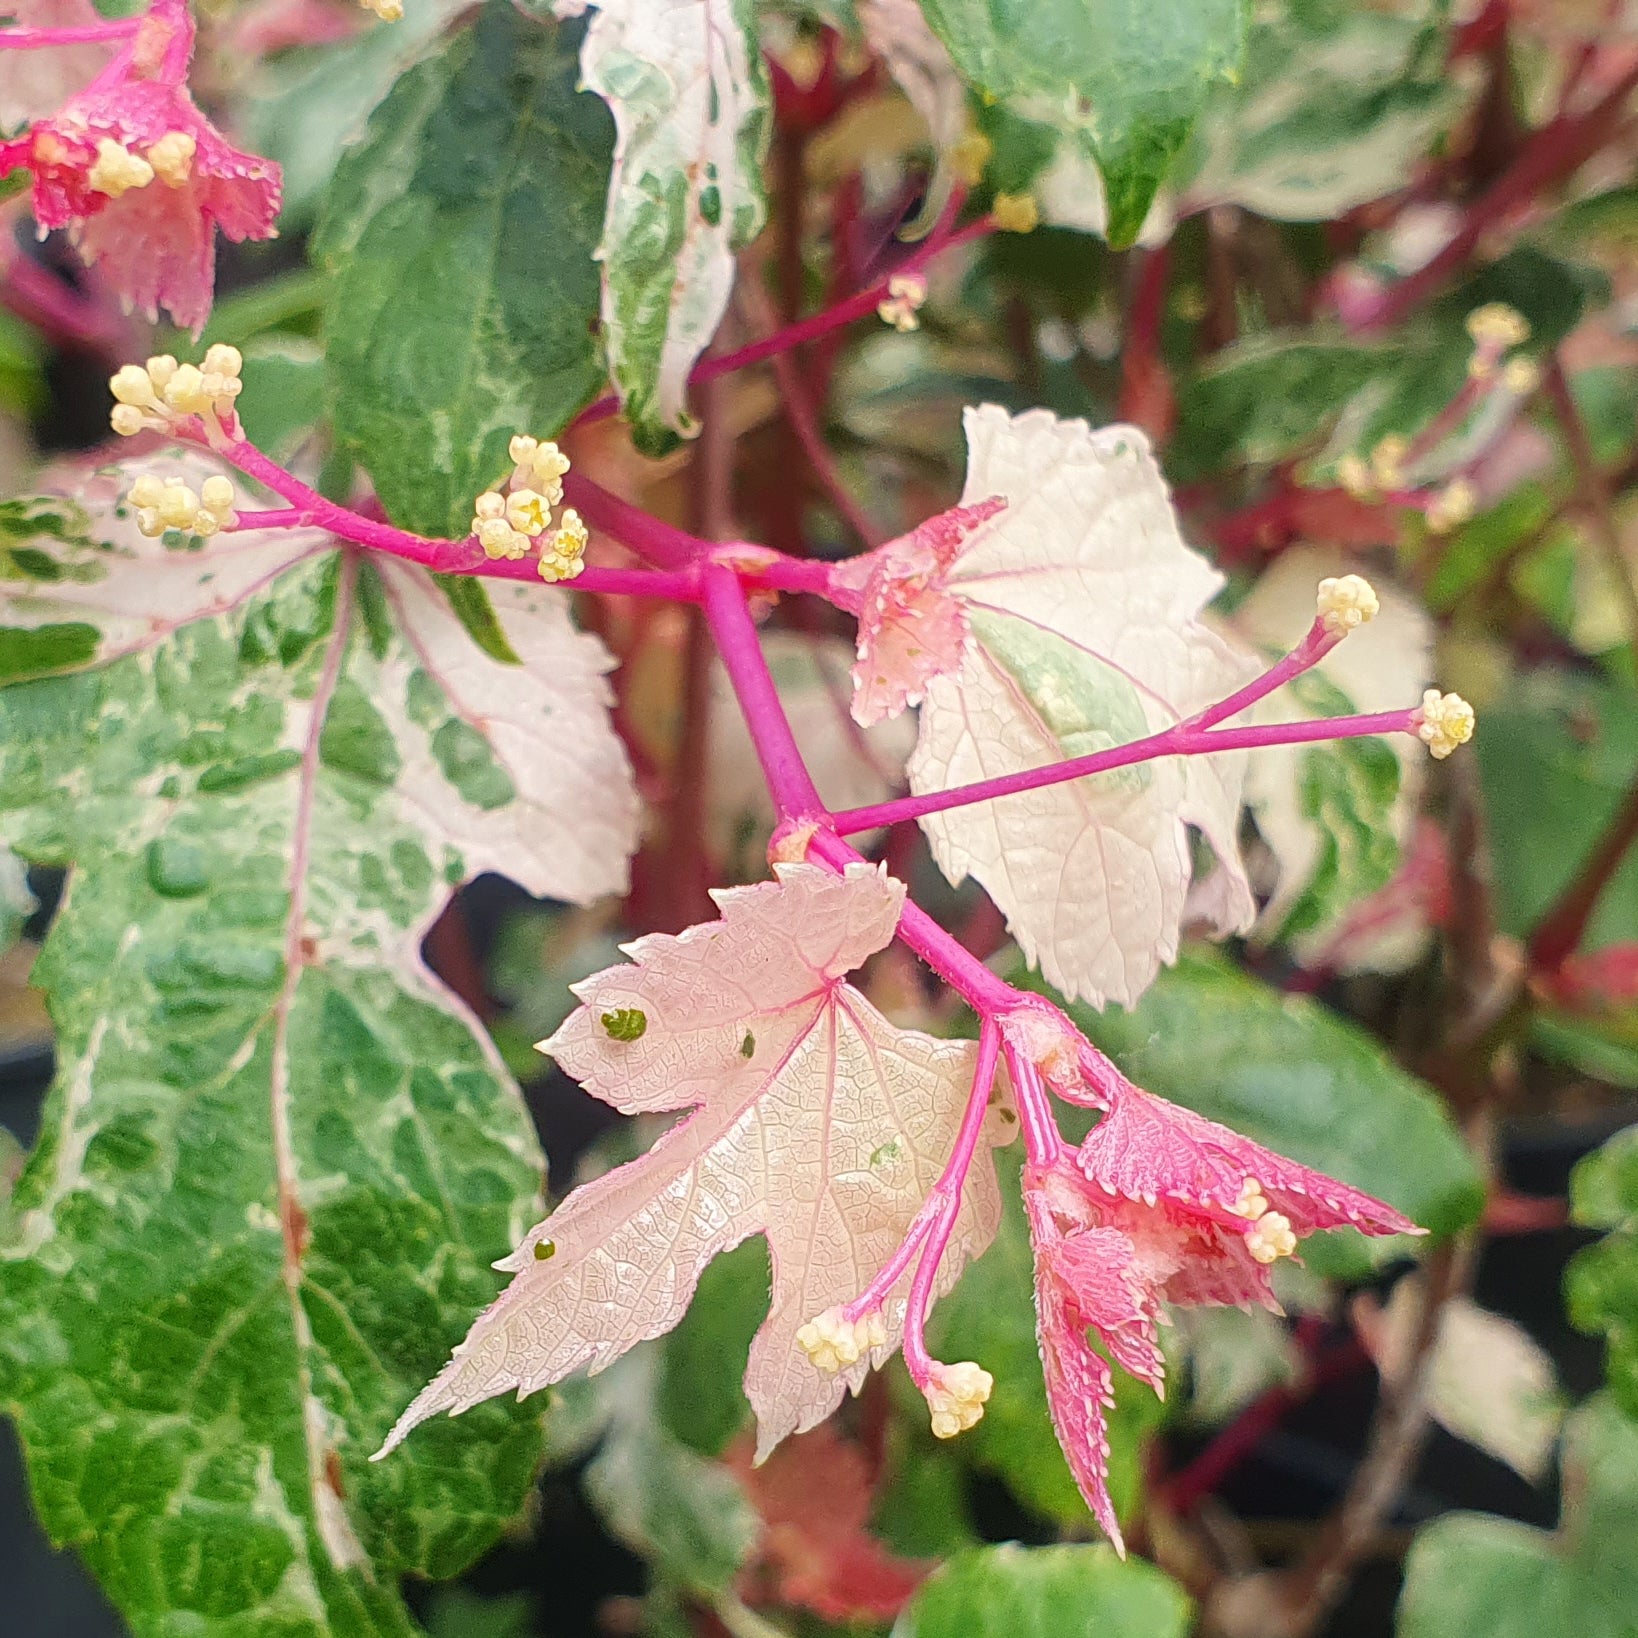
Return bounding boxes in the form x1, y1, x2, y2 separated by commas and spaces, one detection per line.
1466, 302, 1538, 393
83, 130, 196, 201
923, 1360, 994, 1439
877, 272, 928, 333
795, 1307, 887, 1372
1337, 433, 1408, 502
359, 0, 402, 18
1231, 1178, 1298, 1265
1424, 477, 1477, 535
991, 192, 1039, 234
1316, 573, 1379, 637
470, 435, 586, 581
109, 347, 244, 436
1417, 688, 1477, 759
127, 473, 237, 539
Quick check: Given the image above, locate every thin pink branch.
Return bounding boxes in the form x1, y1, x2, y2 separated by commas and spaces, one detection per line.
0, 19, 138, 46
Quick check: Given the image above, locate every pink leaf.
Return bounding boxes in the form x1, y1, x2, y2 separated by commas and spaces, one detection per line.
378, 863, 1010, 1461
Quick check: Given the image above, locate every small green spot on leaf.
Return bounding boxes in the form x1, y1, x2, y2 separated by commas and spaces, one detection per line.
145, 837, 209, 898
0, 621, 98, 680
602, 1008, 647, 1042
699, 185, 722, 226
870, 1139, 902, 1168
533, 1239, 556, 1261
196, 750, 302, 794
739, 1031, 755, 1059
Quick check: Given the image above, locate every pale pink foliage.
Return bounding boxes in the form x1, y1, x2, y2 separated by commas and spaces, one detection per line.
834, 496, 1004, 726
0, 67, 280, 331
378, 864, 1010, 1461
0, 0, 114, 129
1024, 1076, 1416, 1547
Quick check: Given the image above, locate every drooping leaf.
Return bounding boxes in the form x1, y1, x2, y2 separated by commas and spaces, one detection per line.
564, 0, 772, 452
1017, 949, 1485, 1275
316, 1, 614, 538
1567, 1125, 1638, 1418
1395, 1397, 1638, 1638
925, 1145, 1165, 1528
1178, 1, 1461, 222
893, 1542, 1192, 1638
915, 0, 1247, 245
0, 454, 638, 1636
868, 406, 1260, 1009
380, 864, 1012, 1463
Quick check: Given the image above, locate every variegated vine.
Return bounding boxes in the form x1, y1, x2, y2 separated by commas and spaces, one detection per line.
94, 322, 1473, 1544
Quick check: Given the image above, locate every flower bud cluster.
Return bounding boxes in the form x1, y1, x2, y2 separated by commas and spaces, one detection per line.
922, 1359, 993, 1439
1315, 574, 1379, 637
360, 0, 403, 18
127, 473, 237, 539
1417, 689, 1476, 759
109, 346, 244, 436
469, 435, 587, 582
1466, 302, 1535, 388
85, 129, 199, 201
877, 272, 928, 333
795, 1306, 886, 1372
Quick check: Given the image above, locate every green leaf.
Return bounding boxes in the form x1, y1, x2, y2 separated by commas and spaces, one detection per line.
0, 464, 638, 1635
1269, 669, 1403, 942
317, 1, 614, 538
237, 343, 328, 459
926, 1146, 1165, 1527
659, 1237, 770, 1457
1477, 669, 1638, 948
1396, 1396, 1638, 1638
917, 0, 1247, 245
1016, 950, 1484, 1274
1568, 1127, 1638, 1418
580, 0, 772, 452
893, 1542, 1191, 1638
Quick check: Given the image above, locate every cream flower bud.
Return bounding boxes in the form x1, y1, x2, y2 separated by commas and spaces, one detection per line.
110, 365, 161, 410
1316, 574, 1379, 637
193, 511, 221, 538
508, 434, 539, 466
796, 1307, 887, 1373
203, 344, 243, 381
1369, 434, 1408, 493
161, 363, 210, 416
144, 355, 179, 391
538, 508, 589, 583
1336, 453, 1373, 500
1465, 302, 1530, 350
1245, 1211, 1298, 1264
506, 489, 552, 537
1426, 478, 1477, 536
477, 517, 530, 560
877, 272, 929, 333
924, 1361, 993, 1439
1232, 1178, 1270, 1221
1418, 689, 1475, 759
1502, 356, 1540, 396
87, 138, 153, 199
523, 439, 570, 504
199, 476, 237, 528
127, 474, 166, 511
157, 481, 200, 530
473, 491, 506, 522
146, 131, 196, 188
134, 510, 165, 538
361, 0, 403, 19
111, 404, 146, 437
992, 192, 1039, 234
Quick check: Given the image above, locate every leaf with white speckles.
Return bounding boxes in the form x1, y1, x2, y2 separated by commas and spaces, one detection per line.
0, 452, 638, 1636
570, 0, 771, 451
379, 863, 1013, 1463
866, 405, 1259, 1009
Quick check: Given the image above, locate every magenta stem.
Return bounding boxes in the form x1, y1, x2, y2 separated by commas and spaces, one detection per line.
0, 20, 138, 46
1190, 620, 1336, 730
563, 471, 704, 573
217, 441, 702, 597
832, 709, 1419, 835
1002, 1047, 1064, 1167
700, 563, 825, 818
900, 1018, 1003, 1384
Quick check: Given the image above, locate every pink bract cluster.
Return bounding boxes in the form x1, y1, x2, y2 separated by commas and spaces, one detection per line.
0, 0, 280, 331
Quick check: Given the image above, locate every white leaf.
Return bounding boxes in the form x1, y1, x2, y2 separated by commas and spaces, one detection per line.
379, 863, 1010, 1460
579, 0, 771, 445
859, 0, 967, 221
367, 562, 640, 904
908, 406, 1259, 1009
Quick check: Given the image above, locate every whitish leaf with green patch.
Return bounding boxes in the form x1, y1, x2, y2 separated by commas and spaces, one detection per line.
562, 0, 771, 451
860, 0, 969, 226
1178, 2, 1461, 222
379, 864, 1012, 1463
0, 455, 637, 1636
1396, 1396, 1638, 1638
1018, 950, 1485, 1276
894, 1542, 1191, 1638
915, 0, 1246, 245
869, 406, 1260, 1009
1231, 546, 1431, 953
316, 1, 614, 538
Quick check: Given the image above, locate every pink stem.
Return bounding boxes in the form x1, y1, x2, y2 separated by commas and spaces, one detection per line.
700, 561, 825, 818
832, 709, 1419, 835
217, 441, 700, 597
900, 1018, 1002, 1384
0, 20, 138, 46
1191, 619, 1337, 730
1002, 1047, 1064, 1167
563, 471, 704, 573
574, 213, 997, 428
